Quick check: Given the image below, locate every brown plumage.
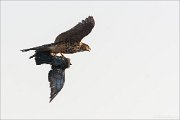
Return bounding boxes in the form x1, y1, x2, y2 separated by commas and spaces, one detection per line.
21, 16, 95, 57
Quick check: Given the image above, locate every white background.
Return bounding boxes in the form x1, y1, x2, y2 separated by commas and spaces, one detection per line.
1, 1, 179, 119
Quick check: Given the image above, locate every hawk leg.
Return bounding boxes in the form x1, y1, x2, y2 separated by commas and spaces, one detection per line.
60, 52, 65, 57
50, 53, 57, 56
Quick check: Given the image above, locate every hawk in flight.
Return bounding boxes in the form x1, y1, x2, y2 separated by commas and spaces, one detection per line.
21, 16, 95, 58
21, 16, 95, 102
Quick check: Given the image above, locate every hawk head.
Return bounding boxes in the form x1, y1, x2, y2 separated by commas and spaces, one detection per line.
80, 42, 91, 52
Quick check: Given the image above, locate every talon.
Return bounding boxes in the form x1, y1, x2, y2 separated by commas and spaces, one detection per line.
50, 53, 56, 56
60, 53, 65, 57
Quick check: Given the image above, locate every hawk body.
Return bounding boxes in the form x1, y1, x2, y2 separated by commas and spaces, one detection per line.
21, 16, 94, 57
52, 42, 82, 54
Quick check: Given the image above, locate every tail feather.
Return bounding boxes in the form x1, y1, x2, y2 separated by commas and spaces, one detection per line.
20, 42, 57, 52
21, 47, 37, 52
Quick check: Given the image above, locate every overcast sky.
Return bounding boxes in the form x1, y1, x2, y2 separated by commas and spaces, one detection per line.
1, 1, 179, 119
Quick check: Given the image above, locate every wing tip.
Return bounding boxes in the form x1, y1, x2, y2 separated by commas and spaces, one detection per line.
49, 97, 54, 103
82, 16, 95, 25
87, 16, 95, 25
49, 92, 59, 103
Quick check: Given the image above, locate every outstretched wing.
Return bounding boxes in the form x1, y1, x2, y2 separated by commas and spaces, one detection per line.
55, 16, 95, 44
32, 50, 70, 102
48, 56, 71, 103
48, 67, 65, 102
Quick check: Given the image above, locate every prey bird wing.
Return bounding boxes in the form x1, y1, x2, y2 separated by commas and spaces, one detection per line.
55, 16, 95, 44
34, 51, 71, 102
48, 57, 71, 102
48, 66, 65, 102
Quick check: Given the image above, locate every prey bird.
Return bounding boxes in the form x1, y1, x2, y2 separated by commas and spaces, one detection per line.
34, 51, 71, 102
21, 16, 95, 58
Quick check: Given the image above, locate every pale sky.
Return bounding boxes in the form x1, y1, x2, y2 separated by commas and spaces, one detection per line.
1, 1, 179, 119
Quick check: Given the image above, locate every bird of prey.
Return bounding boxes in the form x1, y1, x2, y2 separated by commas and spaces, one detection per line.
21, 16, 95, 58
21, 16, 95, 102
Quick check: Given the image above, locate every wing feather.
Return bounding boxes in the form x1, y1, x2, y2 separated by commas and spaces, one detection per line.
48, 67, 65, 102
55, 16, 95, 43
48, 56, 71, 103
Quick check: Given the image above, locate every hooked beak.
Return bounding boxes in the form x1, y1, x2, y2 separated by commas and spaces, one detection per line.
88, 47, 91, 52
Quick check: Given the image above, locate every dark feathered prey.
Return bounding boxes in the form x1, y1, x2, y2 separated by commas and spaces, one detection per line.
21, 16, 95, 57
34, 51, 71, 102
48, 57, 70, 102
